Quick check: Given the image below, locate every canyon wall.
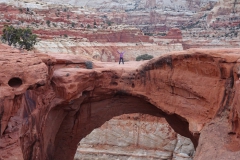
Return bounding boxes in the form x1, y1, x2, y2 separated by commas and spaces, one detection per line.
0, 0, 239, 61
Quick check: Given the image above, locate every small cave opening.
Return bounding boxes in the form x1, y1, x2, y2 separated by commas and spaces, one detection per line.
8, 77, 23, 88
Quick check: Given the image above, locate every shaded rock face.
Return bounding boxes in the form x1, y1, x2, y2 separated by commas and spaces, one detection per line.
0, 44, 48, 160
75, 113, 195, 160
2, 46, 240, 160
0, 104, 23, 160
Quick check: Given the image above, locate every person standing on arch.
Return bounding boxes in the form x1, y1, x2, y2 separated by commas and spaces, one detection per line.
117, 50, 125, 64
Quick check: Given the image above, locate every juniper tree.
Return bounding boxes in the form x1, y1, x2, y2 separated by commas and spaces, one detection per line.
1, 25, 37, 51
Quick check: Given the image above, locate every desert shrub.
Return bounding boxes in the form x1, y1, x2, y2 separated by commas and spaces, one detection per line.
85, 61, 93, 69
136, 54, 154, 61
158, 32, 167, 36
106, 20, 112, 26
46, 20, 51, 27
19, 8, 23, 13
93, 21, 97, 28
144, 33, 153, 36
52, 23, 57, 27
71, 22, 75, 28
87, 24, 91, 28
1, 25, 37, 51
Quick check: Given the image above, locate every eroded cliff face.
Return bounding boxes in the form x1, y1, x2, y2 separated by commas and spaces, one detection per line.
1, 45, 240, 159
0, 44, 48, 160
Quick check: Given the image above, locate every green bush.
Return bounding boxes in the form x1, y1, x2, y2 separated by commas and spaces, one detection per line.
136, 54, 154, 61
71, 22, 75, 28
87, 24, 91, 28
106, 20, 112, 26
1, 25, 37, 51
144, 33, 153, 36
52, 23, 57, 27
46, 20, 51, 27
19, 8, 23, 13
85, 61, 93, 69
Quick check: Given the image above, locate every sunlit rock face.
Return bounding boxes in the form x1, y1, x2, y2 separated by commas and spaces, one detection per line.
75, 113, 195, 160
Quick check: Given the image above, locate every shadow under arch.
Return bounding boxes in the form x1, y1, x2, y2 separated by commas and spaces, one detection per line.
51, 94, 199, 160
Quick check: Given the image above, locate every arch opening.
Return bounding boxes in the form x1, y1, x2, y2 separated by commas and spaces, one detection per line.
74, 113, 195, 160
50, 95, 198, 160
8, 77, 23, 88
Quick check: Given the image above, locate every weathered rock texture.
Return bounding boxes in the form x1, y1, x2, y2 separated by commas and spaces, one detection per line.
0, 44, 48, 160
75, 113, 194, 160
2, 44, 240, 160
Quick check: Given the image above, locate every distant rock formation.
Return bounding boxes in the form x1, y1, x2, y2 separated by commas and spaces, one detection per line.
0, 0, 239, 61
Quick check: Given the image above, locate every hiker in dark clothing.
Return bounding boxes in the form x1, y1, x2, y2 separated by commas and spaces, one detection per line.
118, 50, 124, 64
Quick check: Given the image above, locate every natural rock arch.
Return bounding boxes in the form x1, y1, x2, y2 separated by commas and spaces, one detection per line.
49, 95, 197, 160
2, 48, 240, 160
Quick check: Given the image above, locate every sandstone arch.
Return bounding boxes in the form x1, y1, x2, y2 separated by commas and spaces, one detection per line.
51, 95, 197, 160
2, 48, 240, 160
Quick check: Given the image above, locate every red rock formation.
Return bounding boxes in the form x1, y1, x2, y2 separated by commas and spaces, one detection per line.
2, 45, 240, 159
34, 28, 152, 43
0, 44, 48, 160
165, 28, 182, 40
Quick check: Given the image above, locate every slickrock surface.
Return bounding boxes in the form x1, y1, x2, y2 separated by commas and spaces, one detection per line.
1, 44, 240, 160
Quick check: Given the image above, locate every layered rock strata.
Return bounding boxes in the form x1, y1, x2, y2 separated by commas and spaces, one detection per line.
75, 113, 194, 160
1, 0, 240, 60
0, 3, 184, 61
